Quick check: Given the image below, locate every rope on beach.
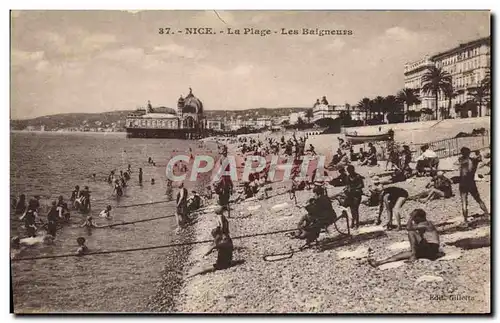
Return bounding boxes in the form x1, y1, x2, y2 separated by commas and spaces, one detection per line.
115, 200, 173, 209
104, 215, 176, 228
11, 227, 297, 262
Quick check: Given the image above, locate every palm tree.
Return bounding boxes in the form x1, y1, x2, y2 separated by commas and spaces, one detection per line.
305, 108, 314, 123
396, 88, 421, 122
372, 96, 385, 121
382, 95, 399, 123
357, 97, 371, 122
421, 66, 452, 120
442, 84, 459, 119
467, 83, 489, 117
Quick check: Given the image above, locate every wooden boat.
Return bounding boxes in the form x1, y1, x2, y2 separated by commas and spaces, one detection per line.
344, 131, 393, 144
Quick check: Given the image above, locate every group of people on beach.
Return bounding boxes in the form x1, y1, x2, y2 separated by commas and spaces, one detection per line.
191, 131, 491, 274
12, 130, 491, 277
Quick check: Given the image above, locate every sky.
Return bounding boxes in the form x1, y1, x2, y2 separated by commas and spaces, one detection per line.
10, 10, 490, 119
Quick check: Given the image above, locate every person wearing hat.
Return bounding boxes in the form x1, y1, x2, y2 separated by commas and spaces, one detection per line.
458, 146, 489, 222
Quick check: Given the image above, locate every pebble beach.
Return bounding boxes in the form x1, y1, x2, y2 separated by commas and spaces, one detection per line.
175, 155, 491, 313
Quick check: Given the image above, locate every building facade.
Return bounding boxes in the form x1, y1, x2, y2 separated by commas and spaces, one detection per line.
256, 117, 272, 128
403, 55, 435, 112
206, 119, 224, 131
125, 88, 205, 138
312, 104, 364, 122
404, 36, 491, 118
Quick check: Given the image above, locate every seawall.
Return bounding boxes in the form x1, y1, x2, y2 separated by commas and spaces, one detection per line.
307, 117, 490, 157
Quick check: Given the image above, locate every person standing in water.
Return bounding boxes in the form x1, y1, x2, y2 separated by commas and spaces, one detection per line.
138, 168, 143, 185
46, 201, 59, 237
113, 180, 123, 198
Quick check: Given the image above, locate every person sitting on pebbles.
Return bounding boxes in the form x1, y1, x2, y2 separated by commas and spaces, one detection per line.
187, 226, 234, 278
187, 191, 202, 213
410, 171, 453, 204
291, 184, 337, 249
369, 208, 440, 267
362, 176, 384, 207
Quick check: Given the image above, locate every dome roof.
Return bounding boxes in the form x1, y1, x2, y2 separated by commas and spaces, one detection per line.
182, 88, 203, 114
151, 106, 177, 115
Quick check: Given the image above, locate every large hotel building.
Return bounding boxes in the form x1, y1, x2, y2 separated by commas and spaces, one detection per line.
404, 36, 490, 118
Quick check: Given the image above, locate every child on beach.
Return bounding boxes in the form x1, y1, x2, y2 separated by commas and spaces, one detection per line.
187, 226, 234, 278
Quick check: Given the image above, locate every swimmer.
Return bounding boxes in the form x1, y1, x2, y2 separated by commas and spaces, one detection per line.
80, 216, 104, 228
71, 185, 81, 204
99, 205, 112, 219
151, 178, 155, 185
56, 195, 70, 220
113, 180, 123, 197
76, 237, 89, 255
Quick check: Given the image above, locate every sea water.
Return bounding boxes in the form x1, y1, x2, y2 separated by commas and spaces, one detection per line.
10, 132, 211, 312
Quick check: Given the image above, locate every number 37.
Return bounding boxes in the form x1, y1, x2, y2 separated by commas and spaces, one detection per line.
158, 28, 171, 35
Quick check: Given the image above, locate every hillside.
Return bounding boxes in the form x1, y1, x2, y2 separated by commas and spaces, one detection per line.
10, 107, 309, 131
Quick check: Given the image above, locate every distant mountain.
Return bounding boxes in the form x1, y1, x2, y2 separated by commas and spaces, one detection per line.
10, 111, 132, 131
10, 107, 311, 131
